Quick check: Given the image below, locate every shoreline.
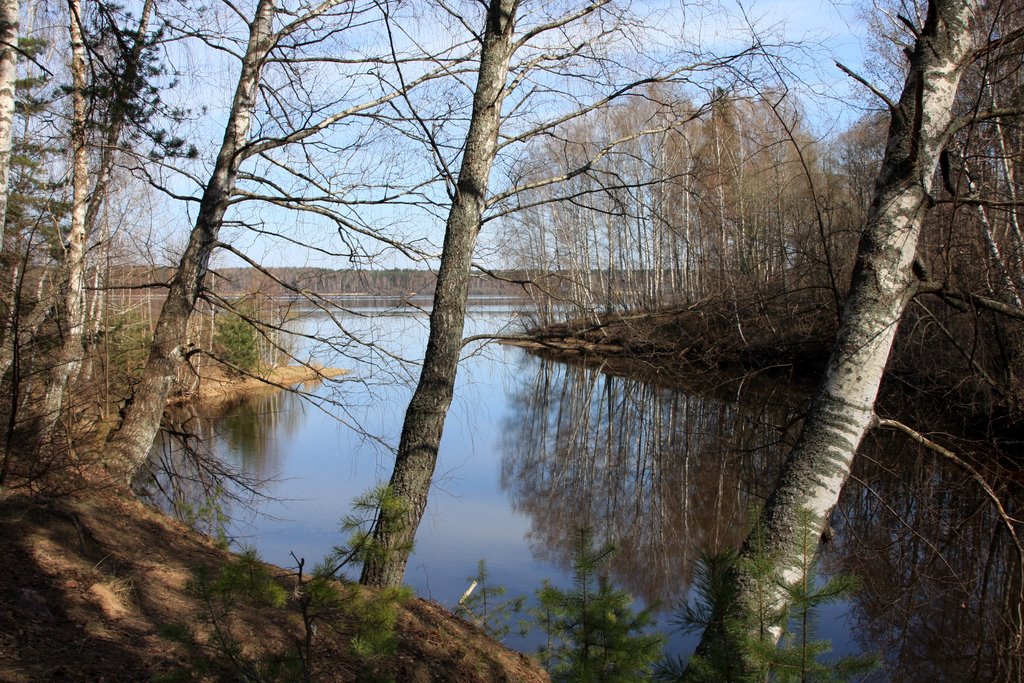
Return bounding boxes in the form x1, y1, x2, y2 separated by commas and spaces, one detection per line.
171, 364, 349, 405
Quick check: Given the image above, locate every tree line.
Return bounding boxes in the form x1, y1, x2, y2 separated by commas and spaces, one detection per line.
102, 265, 532, 298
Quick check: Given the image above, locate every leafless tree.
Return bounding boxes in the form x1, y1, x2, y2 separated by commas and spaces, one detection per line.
684, 0, 1023, 675
359, 0, 766, 587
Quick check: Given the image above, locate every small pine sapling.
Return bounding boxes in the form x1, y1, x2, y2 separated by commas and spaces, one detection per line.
456, 559, 527, 640
533, 527, 664, 682
658, 507, 877, 682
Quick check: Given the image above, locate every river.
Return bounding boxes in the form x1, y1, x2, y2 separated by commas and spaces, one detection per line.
138, 299, 1023, 680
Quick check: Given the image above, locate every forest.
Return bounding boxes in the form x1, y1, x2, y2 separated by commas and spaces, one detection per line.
1, 0, 1023, 680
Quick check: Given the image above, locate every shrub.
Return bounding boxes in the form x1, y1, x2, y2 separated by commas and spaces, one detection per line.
213, 309, 259, 373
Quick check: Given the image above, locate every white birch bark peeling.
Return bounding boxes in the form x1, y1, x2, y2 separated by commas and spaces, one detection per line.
689, 0, 981, 667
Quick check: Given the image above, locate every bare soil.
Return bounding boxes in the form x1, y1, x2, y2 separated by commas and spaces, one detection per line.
0, 483, 549, 682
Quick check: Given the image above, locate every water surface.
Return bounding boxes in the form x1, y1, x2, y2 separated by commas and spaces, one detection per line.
139, 300, 1023, 678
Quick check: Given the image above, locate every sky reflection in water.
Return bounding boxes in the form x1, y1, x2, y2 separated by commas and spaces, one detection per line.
141, 302, 1023, 676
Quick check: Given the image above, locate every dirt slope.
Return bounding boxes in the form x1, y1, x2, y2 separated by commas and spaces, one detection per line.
0, 487, 548, 682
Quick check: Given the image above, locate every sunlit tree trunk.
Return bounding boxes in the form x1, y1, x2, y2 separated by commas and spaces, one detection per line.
106, 0, 278, 475
0, 0, 16, 246
39, 0, 89, 435
359, 0, 519, 588
685, 0, 979, 675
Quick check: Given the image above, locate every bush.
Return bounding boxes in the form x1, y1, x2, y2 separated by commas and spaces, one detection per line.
213, 309, 260, 373
533, 528, 664, 682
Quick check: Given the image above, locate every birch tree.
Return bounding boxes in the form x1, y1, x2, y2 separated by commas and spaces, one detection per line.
29, 0, 164, 435
103, 0, 279, 472
683, 0, 998, 675
0, 0, 16, 246
37, 0, 90, 435
105, 0, 448, 476
358, 0, 762, 587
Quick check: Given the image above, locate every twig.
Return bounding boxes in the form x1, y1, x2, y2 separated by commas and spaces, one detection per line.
876, 417, 1023, 556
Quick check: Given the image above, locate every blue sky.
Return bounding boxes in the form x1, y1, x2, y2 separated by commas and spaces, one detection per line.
140, 0, 878, 271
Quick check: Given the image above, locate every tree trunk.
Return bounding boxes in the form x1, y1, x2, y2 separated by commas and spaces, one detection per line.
685, 0, 979, 675
0, 0, 16, 247
359, 0, 519, 588
38, 0, 90, 436
105, 0, 277, 476
84, 0, 155, 236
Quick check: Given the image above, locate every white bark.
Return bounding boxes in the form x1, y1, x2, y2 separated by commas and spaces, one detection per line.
0, 0, 17, 246
39, 0, 89, 435
38, 0, 154, 435
686, 0, 981, 674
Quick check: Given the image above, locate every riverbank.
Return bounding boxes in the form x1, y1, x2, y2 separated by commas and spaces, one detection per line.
0, 483, 549, 682
508, 297, 836, 386
173, 364, 350, 405
510, 297, 1024, 445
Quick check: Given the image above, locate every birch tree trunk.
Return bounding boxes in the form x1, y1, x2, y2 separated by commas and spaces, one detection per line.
105, 0, 278, 475
38, 0, 158, 433
38, 0, 89, 435
0, 0, 16, 247
359, 0, 519, 588
685, 0, 980, 675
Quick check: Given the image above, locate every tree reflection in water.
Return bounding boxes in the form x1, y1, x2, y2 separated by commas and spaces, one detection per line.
499, 356, 801, 606
500, 354, 1023, 679
829, 429, 1023, 681
134, 389, 306, 534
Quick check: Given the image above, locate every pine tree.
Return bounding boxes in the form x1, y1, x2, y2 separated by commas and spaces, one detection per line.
657, 508, 877, 682
533, 528, 663, 682
456, 559, 526, 640
212, 307, 260, 373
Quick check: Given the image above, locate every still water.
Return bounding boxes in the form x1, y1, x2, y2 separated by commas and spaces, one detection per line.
141, 300, 1022, 680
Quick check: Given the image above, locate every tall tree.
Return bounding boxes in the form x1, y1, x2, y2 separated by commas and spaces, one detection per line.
359, 0, 522, 588
104, 0, 279, 472
105, 0, 444, 476
683, 0, 994, 675
0, 0, 16, 246
359, 0, 758, 587
37, 0, 90, 435
31, 0, 163, 434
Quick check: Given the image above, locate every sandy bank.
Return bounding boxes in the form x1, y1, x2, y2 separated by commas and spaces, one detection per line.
171, 364, 349, 405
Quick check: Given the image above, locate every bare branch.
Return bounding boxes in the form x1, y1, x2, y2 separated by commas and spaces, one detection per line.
876, 417, 1023, 560
836, 61, 896, 110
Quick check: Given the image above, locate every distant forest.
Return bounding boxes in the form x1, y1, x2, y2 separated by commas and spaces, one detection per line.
108, 266, 534, 299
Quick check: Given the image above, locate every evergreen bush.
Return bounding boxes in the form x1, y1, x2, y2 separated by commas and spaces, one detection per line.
456, 559, 527, 640
532, 528, 663, 682
213, 307, 260, 373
